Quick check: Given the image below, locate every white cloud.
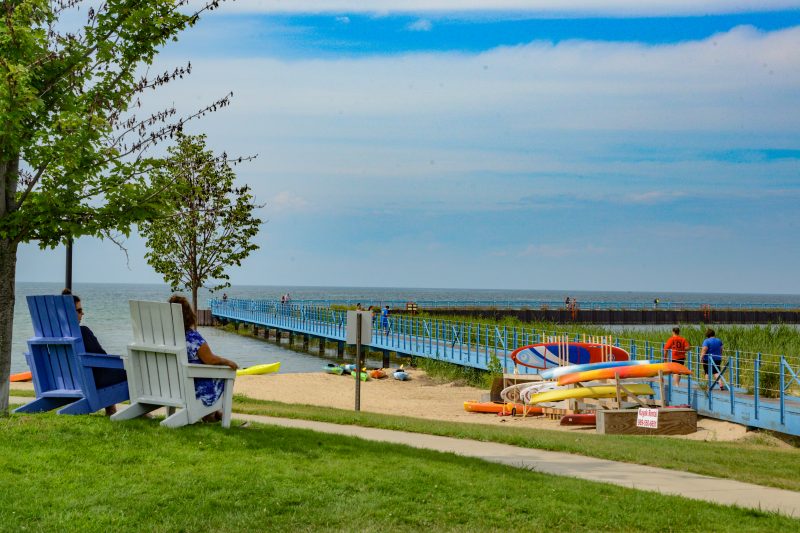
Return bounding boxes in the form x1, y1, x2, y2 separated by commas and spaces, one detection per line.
216, 1, 800, 16
624, 191, 688, 204
407, 19, 433, 32
271, 191, 309, 211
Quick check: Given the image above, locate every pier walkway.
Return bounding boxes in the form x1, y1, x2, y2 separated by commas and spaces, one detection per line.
211, 299, 800, 437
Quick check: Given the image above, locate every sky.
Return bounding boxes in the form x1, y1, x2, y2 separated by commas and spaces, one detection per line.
16, 1, 800, 294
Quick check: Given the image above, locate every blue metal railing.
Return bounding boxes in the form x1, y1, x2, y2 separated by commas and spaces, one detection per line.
211, 299, 800, 436
258, 298, 799, 311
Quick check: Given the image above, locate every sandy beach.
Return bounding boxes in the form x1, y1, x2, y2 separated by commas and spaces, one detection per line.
10, 367, 749, 441
233, 368, 749, 442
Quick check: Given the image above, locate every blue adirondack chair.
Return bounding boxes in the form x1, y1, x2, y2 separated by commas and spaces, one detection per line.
14, 295, 129, 415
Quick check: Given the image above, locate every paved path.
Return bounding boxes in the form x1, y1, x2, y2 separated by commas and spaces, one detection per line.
233, 412, 800, 517
9, 396, 799, 517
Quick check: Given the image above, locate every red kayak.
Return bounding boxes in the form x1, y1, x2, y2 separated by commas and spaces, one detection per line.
10, 371, 32, 382
560, 413, 597, 426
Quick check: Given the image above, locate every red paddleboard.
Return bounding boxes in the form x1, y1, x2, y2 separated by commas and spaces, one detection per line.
10, 371, 32, 382
558, 362, 691, 386
560, 414, 597, 426
511, 342, 629, 370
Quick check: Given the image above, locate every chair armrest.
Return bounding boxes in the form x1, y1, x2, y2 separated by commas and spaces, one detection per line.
186, 363, 236, 380
77, 353, 125, 369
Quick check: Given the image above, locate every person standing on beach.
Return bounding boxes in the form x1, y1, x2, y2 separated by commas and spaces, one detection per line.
663, 327, 690, 385
701, 328, 725, 389
61, 288, 125, 416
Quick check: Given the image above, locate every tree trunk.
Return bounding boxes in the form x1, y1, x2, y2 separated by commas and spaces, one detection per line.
191, 283, 198, 317
0, 238, 19, 415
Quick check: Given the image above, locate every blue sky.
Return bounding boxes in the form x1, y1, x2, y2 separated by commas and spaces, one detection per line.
17, 2, 800, 294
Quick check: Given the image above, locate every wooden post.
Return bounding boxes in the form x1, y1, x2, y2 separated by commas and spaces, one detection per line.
382, 350, 390, 368
658, 370, 666, 407
303, 334, 309, 350
337, 341, 345, 359
263, 328, 270, 340
318, 338, 326, 356
288, 331, 294, 345
615, 372, 622, 409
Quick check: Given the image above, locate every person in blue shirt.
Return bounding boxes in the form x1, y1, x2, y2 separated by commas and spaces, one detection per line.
701, 328, 724, 389
381, 305, 390, 333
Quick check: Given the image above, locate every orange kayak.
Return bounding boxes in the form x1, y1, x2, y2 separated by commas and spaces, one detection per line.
369, 369, 387, 379
10, 371, 32, 382
560, 414, 597, 426
558, 362, 691, 386
463, 401, 543, 416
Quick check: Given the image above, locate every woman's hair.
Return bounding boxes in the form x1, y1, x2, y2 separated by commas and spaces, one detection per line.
61, 288, 80, 303
169, 295, 196, 332
705, 328, 715, 338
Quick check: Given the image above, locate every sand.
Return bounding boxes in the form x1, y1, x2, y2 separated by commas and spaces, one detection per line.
10, 368, 748, 441
233, 368, 749, 441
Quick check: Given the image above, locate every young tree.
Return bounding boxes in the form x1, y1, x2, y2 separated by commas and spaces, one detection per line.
0, 0, 233, 413
140, 133, 262, 314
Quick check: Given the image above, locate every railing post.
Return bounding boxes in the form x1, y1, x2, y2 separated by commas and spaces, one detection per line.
780, 356, 786, 426
754, 352, 760, 420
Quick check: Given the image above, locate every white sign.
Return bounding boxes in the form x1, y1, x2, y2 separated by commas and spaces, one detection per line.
636, 408, 659, 429
345, 310, 373, 345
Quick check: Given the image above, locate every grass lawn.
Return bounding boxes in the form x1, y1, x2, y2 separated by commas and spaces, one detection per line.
232, 395, 800, 492
1, 413, 797, 532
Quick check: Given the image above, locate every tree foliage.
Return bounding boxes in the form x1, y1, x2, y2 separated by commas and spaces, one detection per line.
140, 133, 262, 313
0, 0, 232, 413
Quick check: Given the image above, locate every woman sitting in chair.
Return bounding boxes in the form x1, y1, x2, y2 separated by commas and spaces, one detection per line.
169, 295, 239, 422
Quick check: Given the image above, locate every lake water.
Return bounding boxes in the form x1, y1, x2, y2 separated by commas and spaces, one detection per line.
10, 282, 800, 373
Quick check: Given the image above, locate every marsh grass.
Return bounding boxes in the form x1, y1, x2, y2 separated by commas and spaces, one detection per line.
1, 412, 798, 532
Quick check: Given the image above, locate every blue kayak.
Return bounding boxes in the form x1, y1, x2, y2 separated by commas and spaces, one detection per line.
539, 360, 656, 380
393, 370, 410, 381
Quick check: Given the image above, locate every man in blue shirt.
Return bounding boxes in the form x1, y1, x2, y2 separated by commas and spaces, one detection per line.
701, 328, 724, 389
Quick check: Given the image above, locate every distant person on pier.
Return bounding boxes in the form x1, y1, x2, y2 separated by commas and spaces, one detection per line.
381, 305, 390, 333
565, 296, 571, 310
222, 293, 228, 302
169, 295, 239, 422
663, 327, 690, 386
654, 298, 660, 309
62, 288, 125, 416
701, 328, 725, 390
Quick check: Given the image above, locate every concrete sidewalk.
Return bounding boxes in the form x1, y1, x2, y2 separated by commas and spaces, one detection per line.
233, 412, 800, 518
9, 396, 799, 517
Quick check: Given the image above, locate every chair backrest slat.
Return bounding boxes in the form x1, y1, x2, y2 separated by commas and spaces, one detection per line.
127, 301, 187, 404
26, 295, 84, 392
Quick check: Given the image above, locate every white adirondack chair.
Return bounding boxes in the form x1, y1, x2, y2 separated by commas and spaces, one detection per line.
111, 300, 236, 428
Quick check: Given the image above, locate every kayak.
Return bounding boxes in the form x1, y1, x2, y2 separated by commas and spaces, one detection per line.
560, 414, 597, 426
369, 369, 387, 379
10, 371, 32, 382
236, 362, 281, 376
540, 360, 656, 380
325, 364, 345, 375
557, 362, 691, 386
393, 370, 410, 381
352, 371, 369, 381
464, 401, 543, 416
528, 384, 655, 404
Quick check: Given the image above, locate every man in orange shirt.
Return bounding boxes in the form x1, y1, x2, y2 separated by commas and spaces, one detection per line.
664, 327, 691, 385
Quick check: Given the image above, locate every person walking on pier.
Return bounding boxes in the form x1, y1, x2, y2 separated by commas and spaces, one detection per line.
663, 327, 690, 386
701, 329, 725, 390
381, 305, 390, 333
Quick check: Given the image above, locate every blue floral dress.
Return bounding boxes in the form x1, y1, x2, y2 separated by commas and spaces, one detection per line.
186, 329, 225, 407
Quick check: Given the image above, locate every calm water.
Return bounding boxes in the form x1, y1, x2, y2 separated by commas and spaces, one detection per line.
10, 282, 800, 373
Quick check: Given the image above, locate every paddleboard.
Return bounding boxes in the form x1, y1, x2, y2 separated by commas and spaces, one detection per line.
511, 342, 629, 370
10, 371, 32, 382
463, 401, 543, 416
540, 360, 655, 380
501, 381, 557, 403
557, 362, 691, 386
236, 362, 280, 376
527, 384, 654, 404
560, 414, 597, 426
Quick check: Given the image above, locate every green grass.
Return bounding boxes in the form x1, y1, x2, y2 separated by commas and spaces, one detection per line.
232, 395, 800, 492
8, 388, 35, 398
1, 413, 797, 532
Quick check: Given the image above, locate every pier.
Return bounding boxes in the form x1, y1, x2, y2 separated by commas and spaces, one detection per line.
211, 299, 800, 437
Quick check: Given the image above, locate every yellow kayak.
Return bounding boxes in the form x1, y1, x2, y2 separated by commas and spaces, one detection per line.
528, 383, 654, 404
236, 362, 281, 376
